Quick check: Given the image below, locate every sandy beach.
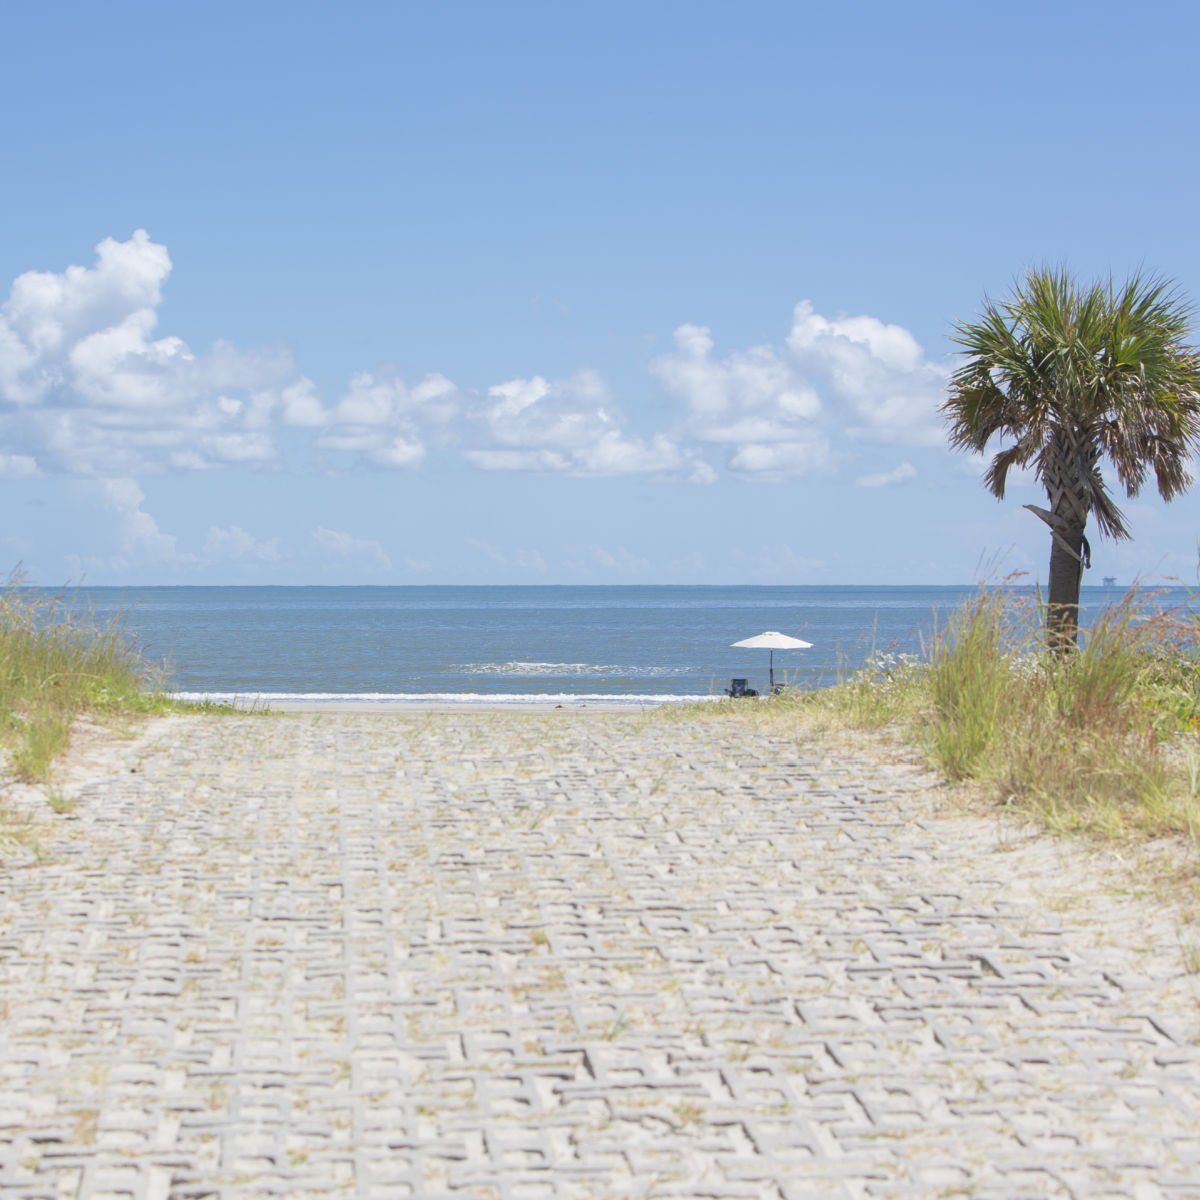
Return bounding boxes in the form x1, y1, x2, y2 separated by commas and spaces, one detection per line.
243, 698, 675, 715
1, 708, 1198, 1198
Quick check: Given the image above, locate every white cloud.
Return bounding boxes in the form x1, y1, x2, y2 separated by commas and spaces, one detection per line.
728, 438, 836, 479
368, 436, 425, 469
197, 431, 275, 464
0, 453, 38, 478
333, 371, 458, 426
649, 303, 949, 477
4, 232, 170, 370
856, 462, 917, 488
278, 379, 327, 427
97, 477, 194, 565
574, 431, 687, 476
204, 525, 282, 563
313, 526, 391, 569
316, 370, 457, 469
465, 368, 702, 479
786, 301, 947, 446
465, 449, 570, 472
650, 322, 831, 478
0, 232, 308, 475
652, 323, 821, 425
479, 370, 611, 451
0, 238, 954, 494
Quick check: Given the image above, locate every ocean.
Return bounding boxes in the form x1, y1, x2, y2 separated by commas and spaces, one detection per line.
36, 583, 1182, 707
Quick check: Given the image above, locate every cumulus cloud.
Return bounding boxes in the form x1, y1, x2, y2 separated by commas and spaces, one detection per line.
316, 370, 458, 470
652, 323, 821, 427
313, 526, 391, 569
650, 322, 832, 479
0, 236, 952, 492
728, 439, 836, 479
786, 301, 947, 446
278, 379, 327, 427
464, 369, 705, 479
856, 462, 917, 488
650, 303, 948, 477
97, 477, 194, 565
0, 231, 314, 475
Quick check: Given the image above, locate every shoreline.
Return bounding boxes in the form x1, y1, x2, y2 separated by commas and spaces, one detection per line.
261, 697, 667, 713
173, 691, 719, 714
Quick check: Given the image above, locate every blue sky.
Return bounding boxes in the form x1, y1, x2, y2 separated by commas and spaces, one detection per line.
3, 0, 1199, 586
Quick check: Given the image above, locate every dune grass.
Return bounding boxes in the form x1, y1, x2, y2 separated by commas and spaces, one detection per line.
913, 585, 1200, 844
0, 584, 221, 784
685, 583, 1200, 852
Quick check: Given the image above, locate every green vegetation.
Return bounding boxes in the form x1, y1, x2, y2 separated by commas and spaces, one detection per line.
944, 268, 1200, 649
688, 584, 1200, 851
0, 584, 220, 785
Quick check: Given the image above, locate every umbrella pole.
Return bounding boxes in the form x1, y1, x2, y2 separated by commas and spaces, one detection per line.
769, 649, 774, 691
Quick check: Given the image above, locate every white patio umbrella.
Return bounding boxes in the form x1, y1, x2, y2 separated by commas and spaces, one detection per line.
730, 631, 813, 691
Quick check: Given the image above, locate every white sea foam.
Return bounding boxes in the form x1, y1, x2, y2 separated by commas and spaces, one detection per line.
171, 691, 714, 708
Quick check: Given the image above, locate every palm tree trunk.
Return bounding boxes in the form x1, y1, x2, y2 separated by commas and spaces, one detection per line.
1042, 429, 1092, 650
1046, 518, 1085, 649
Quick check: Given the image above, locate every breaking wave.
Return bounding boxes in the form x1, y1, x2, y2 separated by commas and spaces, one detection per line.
171, 691, 713, 708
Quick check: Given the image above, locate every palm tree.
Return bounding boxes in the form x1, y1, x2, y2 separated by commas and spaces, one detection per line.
944, 267, 1200, 648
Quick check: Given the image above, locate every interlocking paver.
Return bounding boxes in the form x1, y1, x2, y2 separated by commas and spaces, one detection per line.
1, 711, 1199, 1198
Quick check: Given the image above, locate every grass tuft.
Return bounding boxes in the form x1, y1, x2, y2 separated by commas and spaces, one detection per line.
925, 587, 1021, 780
0, 580, 228, 788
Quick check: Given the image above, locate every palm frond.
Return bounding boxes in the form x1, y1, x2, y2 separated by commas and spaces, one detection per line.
946, 265, 1200, 539
1083, 466, 1129, 540
980, 429, 1042, 499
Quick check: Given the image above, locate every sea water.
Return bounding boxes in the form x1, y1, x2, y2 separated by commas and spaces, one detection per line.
36, 583, 1181, 707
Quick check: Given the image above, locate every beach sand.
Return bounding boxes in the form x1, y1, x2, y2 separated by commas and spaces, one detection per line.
1, 708, 1198, 1197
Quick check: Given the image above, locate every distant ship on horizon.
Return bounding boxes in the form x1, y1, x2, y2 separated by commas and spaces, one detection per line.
1102, 575, 1117, 586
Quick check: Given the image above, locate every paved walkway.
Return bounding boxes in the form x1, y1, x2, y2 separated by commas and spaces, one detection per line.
1, 711, 1199, 1198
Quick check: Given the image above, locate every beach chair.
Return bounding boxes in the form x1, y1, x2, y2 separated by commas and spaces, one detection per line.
726, 677, 758, 698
